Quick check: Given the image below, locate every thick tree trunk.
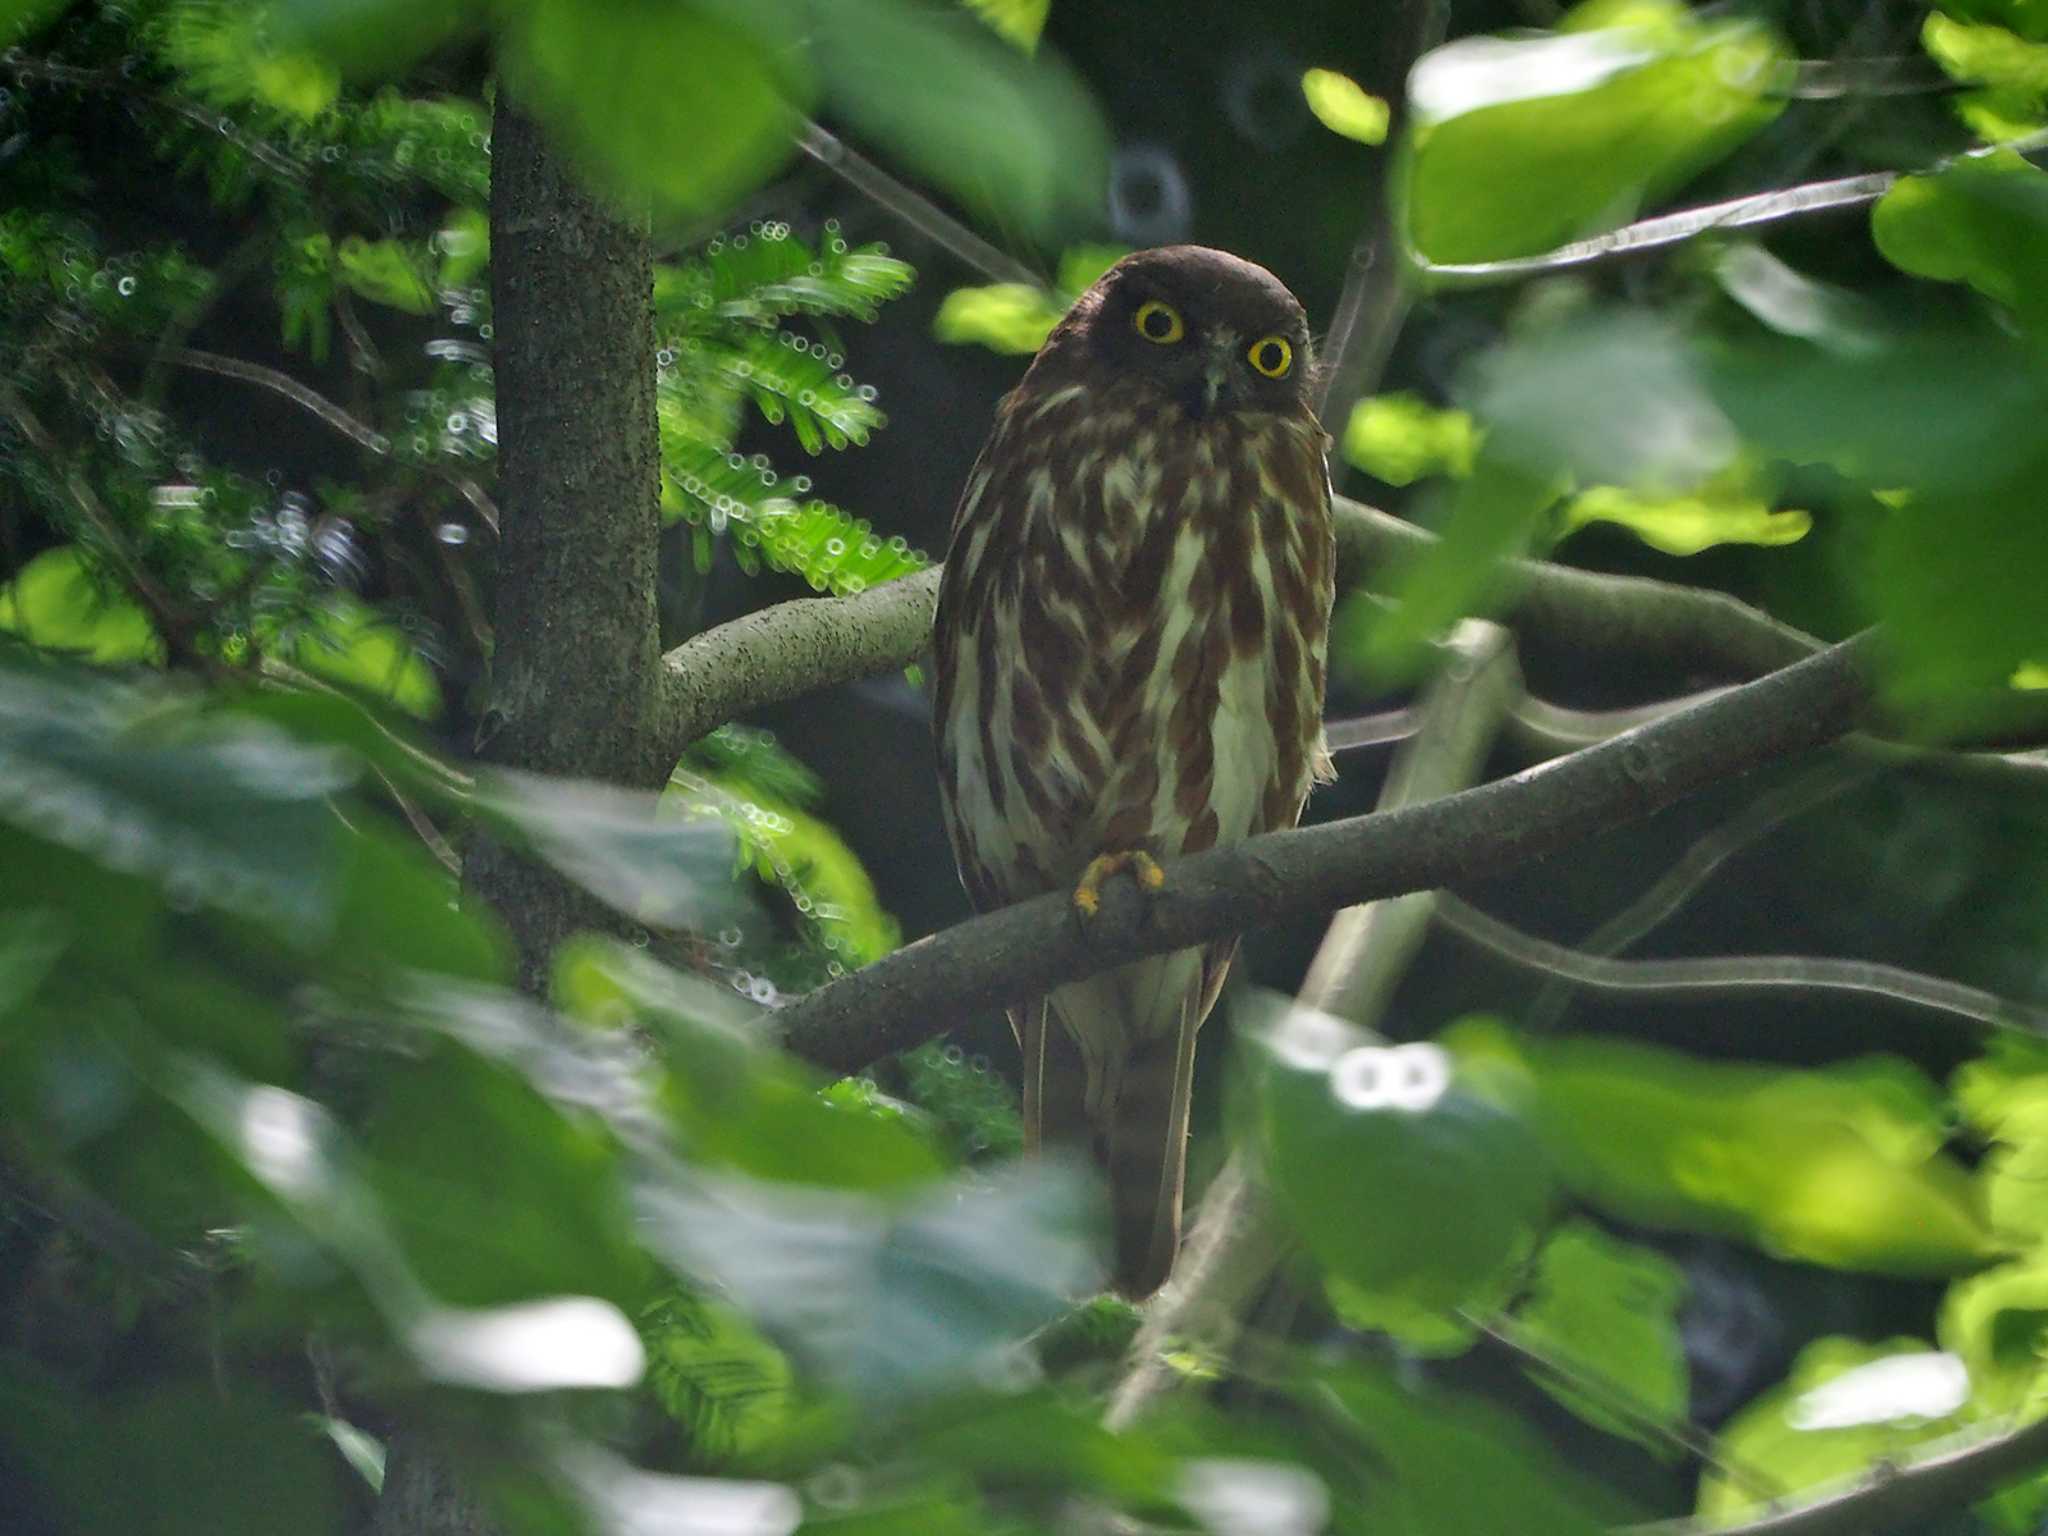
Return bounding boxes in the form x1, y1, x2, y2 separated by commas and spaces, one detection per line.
464, 92, 667, 985
374, 88, 665, 1536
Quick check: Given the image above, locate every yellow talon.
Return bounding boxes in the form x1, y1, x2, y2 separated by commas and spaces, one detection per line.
1072, 850, 1166, 920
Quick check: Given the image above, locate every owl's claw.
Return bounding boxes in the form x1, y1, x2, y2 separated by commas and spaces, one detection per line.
1073, 850, 1168, 920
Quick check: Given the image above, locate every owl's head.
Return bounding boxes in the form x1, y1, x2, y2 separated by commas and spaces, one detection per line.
1041, 245, 1315, 422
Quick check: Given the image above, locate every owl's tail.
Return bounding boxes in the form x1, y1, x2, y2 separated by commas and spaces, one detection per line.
1101, 1008, 1200, 1298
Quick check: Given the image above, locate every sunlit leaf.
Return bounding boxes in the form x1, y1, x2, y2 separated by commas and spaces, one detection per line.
501, 0, 804, 215
278, 595, 441, 717
933, 281, 1066, 354
335, 235, 436, 315
1405, 0, 1788, 264
1339, 392, 1479, 485
1561, 482, 1811, 555
1697, 1338, 1970, 1520
1874, 150, 2048, 329
960, 0, 1048, 52
1356, 309, 1732, 676
157, 0, 341, 119
1509, 1221, 1689, 1453
1246, 997, 1553, 1316
1302, 68, 1390, 144
0, 546, 164, 665
1443, 1018, 1999, 1274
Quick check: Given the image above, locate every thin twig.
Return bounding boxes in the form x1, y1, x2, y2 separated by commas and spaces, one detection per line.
798, 120, 1045, 287
1416, 131, 2048, 288
1624, 1411, 2048, 1536
160, 347, 501, 533
1435, 892, 2048, 1036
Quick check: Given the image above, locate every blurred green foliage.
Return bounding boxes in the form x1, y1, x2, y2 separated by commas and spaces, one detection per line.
6, 0, 2048, 1531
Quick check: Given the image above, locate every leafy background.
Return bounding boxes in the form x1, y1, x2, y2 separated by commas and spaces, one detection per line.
3, 0, 2048, 1534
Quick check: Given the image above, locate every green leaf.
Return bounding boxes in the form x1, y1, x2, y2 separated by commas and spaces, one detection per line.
1319, 1367, 1614, 1534
1924, 12, 2048, 97
278, 595, 442, 717
1509, 1222, 1689, 1453
1246, 996, 1553, 1317
363, 1046, 649, 1309
1941, 1254, 2048, 1417
1340, 392, 1479, 485
274, 0, 482, 81
0, 661, 354, 932
1561, 482, 1811, 555
1874, 150, 2048, 330
1355, 309, 1730, 677
0, 0, 70, 46
933, 281, 1066, 354
1443, 1018, 1999, 1275
475, 770, 744, 932
1405, 0, 1787, 265
960, 0, 1048, 52
814, 0, 1108, 241
156, 0, 341, 119
335, 235, 436, 315
642, 1290, 797, 1466
638, 1157, 1103, 1402
502, 0, 803, 215
1697, 1337, 1970, 1520
0, 1371, 346, 1536
0, 546, 165, 664
1302, 67, 1390, 144
556, 939, 946, 1191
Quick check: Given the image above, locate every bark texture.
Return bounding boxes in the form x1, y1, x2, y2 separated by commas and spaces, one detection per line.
466, 94, 667, 984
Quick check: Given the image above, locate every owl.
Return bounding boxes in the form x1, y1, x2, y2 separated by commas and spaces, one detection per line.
932, 246, 1335, 1297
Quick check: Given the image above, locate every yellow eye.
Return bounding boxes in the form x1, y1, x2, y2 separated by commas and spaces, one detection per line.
1133, 300, 1185, 344
1248, 335, 1293, 378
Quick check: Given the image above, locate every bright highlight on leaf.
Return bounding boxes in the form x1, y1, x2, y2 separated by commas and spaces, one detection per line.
0, 546, 165, 664
1340, 393, 1479, 484
1874, 150, 2048, 330
961, 0, 1050, 52
1562, 484, 1812, 555
1442, 1018, 1999, 1276
1301, 68, 1390, 144
1697, 1338, 1971, 1523
934, 244, 1129, 355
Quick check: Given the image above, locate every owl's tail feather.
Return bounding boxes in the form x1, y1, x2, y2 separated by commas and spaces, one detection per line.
1103, 1003, 1199, 1299
1012, 1001, 1093, 1154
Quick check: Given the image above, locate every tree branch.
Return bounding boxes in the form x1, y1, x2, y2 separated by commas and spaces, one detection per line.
1624, 1412, 2048, 1536
776, 636, 1874, 1073
1436, 892, 2048, 1037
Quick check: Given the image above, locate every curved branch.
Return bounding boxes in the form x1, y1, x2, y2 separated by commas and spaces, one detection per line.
1435, 893, 2048, 1037
1625, 1412, 2048, 1536
776, 637, 1874, 1073
657, 565, 941, 754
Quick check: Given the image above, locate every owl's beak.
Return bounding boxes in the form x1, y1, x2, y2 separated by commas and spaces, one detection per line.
1191, 333, 1239, 419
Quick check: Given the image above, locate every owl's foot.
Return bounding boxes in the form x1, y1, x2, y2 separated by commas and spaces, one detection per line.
1073, 850, 1167, 920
